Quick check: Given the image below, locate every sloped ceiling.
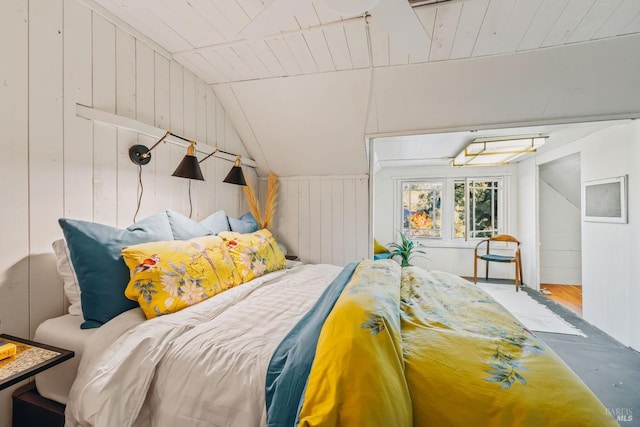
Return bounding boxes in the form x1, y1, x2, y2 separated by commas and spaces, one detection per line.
215, 69, 372, 176
539, 153, 581, 208
220, 33, 640, 175
367, 34, 640, 135
83, 0, 640, 177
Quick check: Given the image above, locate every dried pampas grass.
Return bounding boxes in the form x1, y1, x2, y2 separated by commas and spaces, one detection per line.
241, 171, 279, 231
242, 180, 263, 228
263, 172, 279, 230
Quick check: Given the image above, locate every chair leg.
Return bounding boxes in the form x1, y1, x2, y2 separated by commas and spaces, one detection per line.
514, 262, 519, 292
519, 256, 523, 286
473, 257, 478, 284
485, 261, 489, 281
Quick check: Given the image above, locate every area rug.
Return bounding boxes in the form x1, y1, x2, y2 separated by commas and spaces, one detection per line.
477, 283, 586, 337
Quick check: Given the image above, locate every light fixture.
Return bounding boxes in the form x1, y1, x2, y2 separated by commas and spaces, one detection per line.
171, 141, 204, 181
452, 136, 547, 167
223, 156, 247, 186
128, 131, 251, 182
127, 130, 254, 222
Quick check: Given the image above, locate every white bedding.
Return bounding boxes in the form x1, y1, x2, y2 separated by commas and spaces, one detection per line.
34, 309, 146, 405
65, 263, 342, 427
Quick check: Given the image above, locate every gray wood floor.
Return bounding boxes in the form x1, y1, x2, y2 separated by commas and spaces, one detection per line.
522, 285, 640, 426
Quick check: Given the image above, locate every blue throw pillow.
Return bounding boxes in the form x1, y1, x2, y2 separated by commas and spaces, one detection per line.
59, 212, 174, 329
199, 209, 231, 235
166, 209, 213, 240
228, 212, 259, 233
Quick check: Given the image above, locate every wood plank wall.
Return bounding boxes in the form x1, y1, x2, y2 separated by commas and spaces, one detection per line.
259, 176, 370, 266
0, 2, 251, 423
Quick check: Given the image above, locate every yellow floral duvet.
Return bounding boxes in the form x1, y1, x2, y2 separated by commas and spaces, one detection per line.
266, 259, 618, 427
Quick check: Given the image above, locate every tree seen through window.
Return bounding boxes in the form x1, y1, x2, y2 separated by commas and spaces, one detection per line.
455, 179, 500, 239
402, 182, 442, 238
401, 178, 502, 241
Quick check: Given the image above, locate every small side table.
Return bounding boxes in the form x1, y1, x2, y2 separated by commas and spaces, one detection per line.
0, 334, 74, 391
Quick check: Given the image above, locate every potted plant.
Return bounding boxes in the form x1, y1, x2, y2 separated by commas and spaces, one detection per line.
388, 232, 426, 267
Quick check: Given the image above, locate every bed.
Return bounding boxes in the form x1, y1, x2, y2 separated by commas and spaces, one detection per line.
38, 211, 618, 426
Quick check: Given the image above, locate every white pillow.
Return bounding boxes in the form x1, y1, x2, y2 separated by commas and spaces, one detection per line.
52, 239, 82, 316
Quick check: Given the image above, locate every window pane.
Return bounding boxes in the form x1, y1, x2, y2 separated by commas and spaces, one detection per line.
454, 181, 465, 238
469, 180, 499, 238
402, 182, 442, 238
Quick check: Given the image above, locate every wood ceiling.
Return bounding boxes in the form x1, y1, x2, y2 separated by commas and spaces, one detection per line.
88, 0, 640, 86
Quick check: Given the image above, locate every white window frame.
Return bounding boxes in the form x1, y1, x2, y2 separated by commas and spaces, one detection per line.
395, 175, 507, 248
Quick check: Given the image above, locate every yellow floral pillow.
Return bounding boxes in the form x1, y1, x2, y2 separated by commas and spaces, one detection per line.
122, 235, 241, 319
219, 229, 287, 283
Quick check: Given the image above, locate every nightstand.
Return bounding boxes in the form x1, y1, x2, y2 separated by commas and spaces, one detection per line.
0, 334, 74, 391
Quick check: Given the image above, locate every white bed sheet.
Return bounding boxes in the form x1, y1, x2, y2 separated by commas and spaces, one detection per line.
33, 314, 93, 405
65, 263, 342, 427
34, 309, 146, 405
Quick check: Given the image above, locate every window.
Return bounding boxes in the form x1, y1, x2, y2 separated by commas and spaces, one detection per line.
401, 177, 503, 242
455, 179, 501, 239
402, 181, 442, 238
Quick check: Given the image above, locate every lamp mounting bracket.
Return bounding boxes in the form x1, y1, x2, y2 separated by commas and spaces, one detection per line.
129, 144, 152, 166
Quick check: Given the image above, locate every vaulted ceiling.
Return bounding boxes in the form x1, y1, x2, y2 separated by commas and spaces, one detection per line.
90, 0, 640, 84
85, 0, 640, 176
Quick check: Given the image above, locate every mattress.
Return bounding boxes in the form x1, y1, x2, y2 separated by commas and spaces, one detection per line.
33, 314, 95, 405
34, 308, 147, 405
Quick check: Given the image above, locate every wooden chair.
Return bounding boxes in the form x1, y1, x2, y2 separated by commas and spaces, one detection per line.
474, 234, 523, 291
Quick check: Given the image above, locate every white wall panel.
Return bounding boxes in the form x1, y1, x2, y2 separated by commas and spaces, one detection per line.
627, 122, 640, 352
64, 0, 94, 221
93, 14, 118, 225
115, 28, 138, 226
580, 122, 637, 348
264, 176, 369, 266
342, 179, 358, 263
0, 1, 30, 422
28, 0, 65, 340
308, 180, 322, 263
320, 180, 333, 264
203, 87, 220, 214
331, 180, 345, 265
153, 52, 175, 220
136, 40, 160, 219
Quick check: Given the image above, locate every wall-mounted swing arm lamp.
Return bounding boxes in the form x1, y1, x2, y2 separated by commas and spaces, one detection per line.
128, 131, 248, 185
223, 156, 247, 186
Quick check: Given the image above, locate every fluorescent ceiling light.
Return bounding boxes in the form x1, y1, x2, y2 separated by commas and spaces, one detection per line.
452, 136, 547, 167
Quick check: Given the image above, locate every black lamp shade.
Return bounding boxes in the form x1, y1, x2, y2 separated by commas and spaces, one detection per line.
172, 154, 204, 181
223, 165, 246, 186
